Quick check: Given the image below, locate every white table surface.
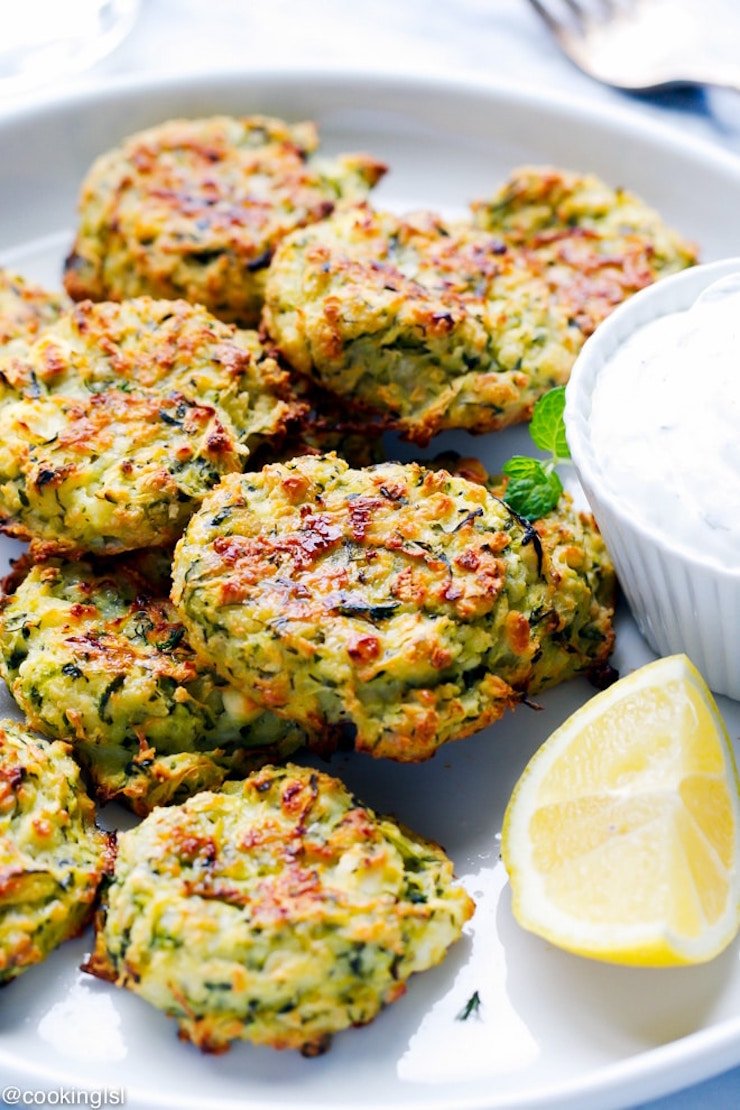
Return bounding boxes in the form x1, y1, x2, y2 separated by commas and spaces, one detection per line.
2, 2, 740, 1107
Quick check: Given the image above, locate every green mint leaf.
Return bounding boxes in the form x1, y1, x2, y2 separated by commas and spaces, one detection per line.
503, 459, 563, 520
529, 386, 571, 460
501, 455, 541, 480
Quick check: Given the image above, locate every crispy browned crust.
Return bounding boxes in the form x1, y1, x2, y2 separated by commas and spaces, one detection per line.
0, 269, 69, 352
471, 165, 698, 338
0, 722, 110, 984
1, 297, 306, 448
0, 296, 311, 556
436, 452, 617, 682
263, 205, 585, 444
249, 375, 387, 469
0, 555, 307, 814
265, 170, 695, 445
64, 116, 386, 326
0, 388, 244, 558
85, 763, 473, 1053
81, 901, 117, 983
173, 455, 615, 762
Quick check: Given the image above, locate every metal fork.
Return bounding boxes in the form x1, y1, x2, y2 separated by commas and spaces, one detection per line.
527, 0, 740, 94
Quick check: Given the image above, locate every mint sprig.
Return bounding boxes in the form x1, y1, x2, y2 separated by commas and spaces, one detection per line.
503, 387, 571, 521
502, 457, 563, 519
529, 385, 571, 459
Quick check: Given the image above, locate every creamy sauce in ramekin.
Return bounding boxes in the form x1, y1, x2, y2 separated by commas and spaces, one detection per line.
589, 274, 740, 568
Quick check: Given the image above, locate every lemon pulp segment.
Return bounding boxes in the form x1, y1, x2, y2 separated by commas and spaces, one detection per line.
502, 654, 740, 966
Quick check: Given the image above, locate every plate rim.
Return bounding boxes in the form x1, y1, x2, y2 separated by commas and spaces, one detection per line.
2, 63, 740, 180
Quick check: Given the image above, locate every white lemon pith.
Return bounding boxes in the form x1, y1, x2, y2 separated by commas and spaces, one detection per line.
502, 654, 740, 966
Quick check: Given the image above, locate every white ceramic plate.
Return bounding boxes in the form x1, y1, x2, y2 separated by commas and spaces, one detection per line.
1, 71, 740, 1110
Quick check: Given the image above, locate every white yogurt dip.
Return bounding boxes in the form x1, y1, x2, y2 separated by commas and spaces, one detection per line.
589, 274, 740, 568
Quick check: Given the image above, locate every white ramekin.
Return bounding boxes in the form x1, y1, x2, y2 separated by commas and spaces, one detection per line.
565, 257, 740, 702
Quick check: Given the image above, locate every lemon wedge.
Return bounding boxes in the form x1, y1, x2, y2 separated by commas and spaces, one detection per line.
502, 654, 740, 966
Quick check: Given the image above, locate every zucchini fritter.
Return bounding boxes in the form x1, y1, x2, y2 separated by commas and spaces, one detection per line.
0, 389, 245, 557
64, 116, 386, 326
84, 763, 473, 1054
0, 298, 303, 556
0, 557, 307, 815
263, 192, 693, 443
0, 269, 68, 355
172, 455, 615, 762
434, 451, 617, 681
471, 165, 697, 335
0, 719, 108, 984
251, 378, 386, 470
0, 297, 301, 451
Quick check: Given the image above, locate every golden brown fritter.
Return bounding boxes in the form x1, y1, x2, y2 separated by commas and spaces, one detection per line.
0, 298, 305, 556
0, 388, 245, 558
264, 205, 583, 443
264, 182, 694, 443
0, 297, 302, 451
64, 116, 386, 326
0, 556, 308, 815
85, 763, 473, 1054
172, 454, 615, 762
0, 719, 109, 985
0, 268, 68, 356
471, 165, 697, 336
433, 451, 618, 686
251, 377, 386, 469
